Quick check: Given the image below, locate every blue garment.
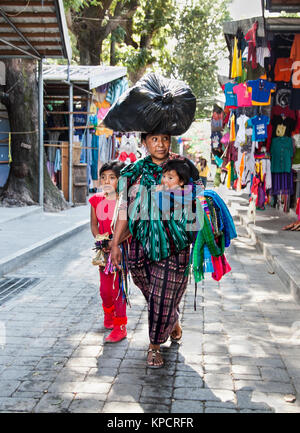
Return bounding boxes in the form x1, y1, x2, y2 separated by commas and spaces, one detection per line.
91, 134, 99, 181
224, 82, 238, 107
203, 190, 237, 248
247, 79, 276, 104
247, 115, 270, 142
54, 148, 61, 173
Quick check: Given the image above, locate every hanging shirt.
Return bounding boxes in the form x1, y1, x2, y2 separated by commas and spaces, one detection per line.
256, 47, 271, 68
224, 82, 238, 108
231, 37, 242, 78
235, 114, 250, 145
290, 34, 300, 89
248, 115, 270, 142
270, 137, 294, 173
271, 115, 296, 138
233, 83, 252, 107
245, 21, 258, 69
274, 58, 293, 82
247, 79, 276, 105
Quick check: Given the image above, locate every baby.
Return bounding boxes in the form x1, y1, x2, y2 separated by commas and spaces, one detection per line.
158, 159, 194, 191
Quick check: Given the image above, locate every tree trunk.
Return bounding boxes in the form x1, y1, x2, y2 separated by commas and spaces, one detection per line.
0, 58, 69, 211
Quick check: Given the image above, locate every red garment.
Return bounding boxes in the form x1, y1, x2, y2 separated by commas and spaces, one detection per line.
89, 193, 116, 234
99, 270, 126, 317
211, 254, 231, 281
119, 152, 137, 163
245, 21, 258, 69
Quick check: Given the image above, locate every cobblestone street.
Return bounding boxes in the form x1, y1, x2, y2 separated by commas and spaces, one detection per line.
0, 220, 300, 413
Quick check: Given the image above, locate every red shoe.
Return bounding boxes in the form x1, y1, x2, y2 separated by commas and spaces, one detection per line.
105, 316, 127, 343
103, 304, 115, 329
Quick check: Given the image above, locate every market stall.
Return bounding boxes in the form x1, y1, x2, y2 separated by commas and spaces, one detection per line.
43, 64, 140, 205
216, 11, 300, 224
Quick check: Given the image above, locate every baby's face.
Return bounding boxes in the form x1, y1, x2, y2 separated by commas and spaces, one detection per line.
161, 170, 183, 190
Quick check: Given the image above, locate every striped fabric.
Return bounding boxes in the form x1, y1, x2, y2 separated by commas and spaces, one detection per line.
128, 238, 190, 345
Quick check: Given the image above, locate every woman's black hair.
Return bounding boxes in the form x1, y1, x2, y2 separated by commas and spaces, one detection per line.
162, 158, 198, 185
99, 160, 125, 178
141, 132, 171, 142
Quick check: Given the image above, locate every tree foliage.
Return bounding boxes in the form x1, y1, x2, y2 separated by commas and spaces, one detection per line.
163, 0, 231, 118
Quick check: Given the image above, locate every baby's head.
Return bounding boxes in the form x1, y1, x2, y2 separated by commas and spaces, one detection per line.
161, 159, 192, 190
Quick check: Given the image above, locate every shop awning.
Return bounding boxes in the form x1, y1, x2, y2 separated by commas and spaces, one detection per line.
43, 64, 127, 91
0, 0, 71, 61
265, 0, 300, 13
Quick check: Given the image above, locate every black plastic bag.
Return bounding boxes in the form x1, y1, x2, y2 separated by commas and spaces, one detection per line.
103, 73, 196, 136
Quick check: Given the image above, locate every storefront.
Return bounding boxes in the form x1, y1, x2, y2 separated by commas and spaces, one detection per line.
213, 7, 300, 225
43, 65, 140, 205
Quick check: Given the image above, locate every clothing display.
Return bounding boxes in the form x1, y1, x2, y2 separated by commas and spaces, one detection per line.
247, 79, 276, 105
248, 115, 270, 141
218, 24, 300, 216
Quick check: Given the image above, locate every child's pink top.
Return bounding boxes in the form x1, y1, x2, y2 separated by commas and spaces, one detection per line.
89, 193, 116, 235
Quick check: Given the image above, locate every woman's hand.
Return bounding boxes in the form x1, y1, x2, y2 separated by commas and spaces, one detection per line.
110, 244, 122, 271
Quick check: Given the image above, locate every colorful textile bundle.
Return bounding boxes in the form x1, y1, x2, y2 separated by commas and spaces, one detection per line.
191, 190, 237, 283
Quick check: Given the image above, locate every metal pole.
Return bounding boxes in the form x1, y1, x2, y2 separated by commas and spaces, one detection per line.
38, 59, 44, 208
86, 95, 91, 193
68, 81, 73, 204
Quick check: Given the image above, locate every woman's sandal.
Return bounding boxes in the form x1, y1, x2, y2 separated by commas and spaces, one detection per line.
147, 348, 164, 369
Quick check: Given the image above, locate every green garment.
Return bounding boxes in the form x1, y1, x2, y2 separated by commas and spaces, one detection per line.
118, 155, 195, 262
270, 137, 294, 173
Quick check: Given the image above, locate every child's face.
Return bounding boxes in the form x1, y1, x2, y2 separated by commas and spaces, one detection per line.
161, 170, 184, 190
100, 170, 118, 195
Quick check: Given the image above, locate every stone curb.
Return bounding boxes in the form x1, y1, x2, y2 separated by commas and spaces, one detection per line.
0, 219, 89, 278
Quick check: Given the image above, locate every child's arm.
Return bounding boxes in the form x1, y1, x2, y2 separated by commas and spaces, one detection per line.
90, 206, 100, 238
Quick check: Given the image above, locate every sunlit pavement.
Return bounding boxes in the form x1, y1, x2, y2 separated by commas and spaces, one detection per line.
0, 218, 300, 413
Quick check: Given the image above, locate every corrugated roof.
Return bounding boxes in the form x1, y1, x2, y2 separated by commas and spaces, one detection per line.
0, 0, 71, 60
43, 64, 127, 90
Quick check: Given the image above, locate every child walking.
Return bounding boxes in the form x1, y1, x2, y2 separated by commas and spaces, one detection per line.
89, 161, 128, 343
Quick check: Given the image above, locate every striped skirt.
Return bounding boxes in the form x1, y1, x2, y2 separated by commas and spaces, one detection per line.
128, 238, 190, 345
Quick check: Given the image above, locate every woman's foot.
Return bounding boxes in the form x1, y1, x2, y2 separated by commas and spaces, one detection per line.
147, 345, 164, 369
170, 321, 182, 342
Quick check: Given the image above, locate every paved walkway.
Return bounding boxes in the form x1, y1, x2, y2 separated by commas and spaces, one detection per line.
0, 205, 89, 277
0, 215, 300, 412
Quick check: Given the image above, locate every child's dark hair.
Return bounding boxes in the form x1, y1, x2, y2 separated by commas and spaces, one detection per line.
99, 160, 125, 178
162, 159, 194, 186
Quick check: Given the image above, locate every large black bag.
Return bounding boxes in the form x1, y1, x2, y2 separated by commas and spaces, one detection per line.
103, 73, 196, 136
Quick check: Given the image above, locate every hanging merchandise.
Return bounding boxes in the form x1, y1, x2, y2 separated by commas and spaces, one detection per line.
248, 114, 270, 142
233, 82, 252, 107
247, 79, 276, 106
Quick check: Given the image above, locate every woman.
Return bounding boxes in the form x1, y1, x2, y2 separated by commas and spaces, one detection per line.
110, 133, 200, 368
197, 158, 210, 188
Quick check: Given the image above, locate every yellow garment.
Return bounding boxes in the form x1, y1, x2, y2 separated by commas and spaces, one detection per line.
251, 87, 275, 106
95, 100, 111, 109
226, 162, 231, 189
197, 165, 210, 178
8, 132, 12, 164
230, 113, 236, 142
237, 152, 245, 192
231, 38, 242, 78
95, 126, 113, 137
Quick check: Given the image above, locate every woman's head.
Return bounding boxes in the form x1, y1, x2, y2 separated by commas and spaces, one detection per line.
99, 160, 125, 194
162, 159, 192, 189
141, 133, 171, 164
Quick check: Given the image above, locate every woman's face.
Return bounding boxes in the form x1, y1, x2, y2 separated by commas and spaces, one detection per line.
143, 134, 170, 163
100, 170, 118, 195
